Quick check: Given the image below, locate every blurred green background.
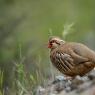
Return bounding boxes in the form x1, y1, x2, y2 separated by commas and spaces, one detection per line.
0, 0, 95, 94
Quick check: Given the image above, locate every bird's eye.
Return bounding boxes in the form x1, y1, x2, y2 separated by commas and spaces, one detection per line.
51, 40, 55, 43
50, 42, 53, 44
49, 41, 52, 45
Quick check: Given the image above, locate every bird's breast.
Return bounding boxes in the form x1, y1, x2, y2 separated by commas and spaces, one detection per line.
50, 50, 76, 76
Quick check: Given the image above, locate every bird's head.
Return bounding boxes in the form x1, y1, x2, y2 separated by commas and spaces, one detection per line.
48, 36, 65, 49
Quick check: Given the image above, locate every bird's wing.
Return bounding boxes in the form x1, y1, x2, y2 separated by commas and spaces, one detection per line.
72, 43, 95, 63
68, 48, 89, 64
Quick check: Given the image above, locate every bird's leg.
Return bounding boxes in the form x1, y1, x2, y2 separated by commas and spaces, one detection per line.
63, 75, 73, 85
64, 75, 73, 80
75, 75, 82, 80
63, 75, 77, 92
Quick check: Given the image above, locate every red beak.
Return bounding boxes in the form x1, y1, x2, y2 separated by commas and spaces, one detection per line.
48, 43, 52, 48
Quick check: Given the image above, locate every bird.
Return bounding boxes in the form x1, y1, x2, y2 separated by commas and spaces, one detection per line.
48, 36, 95, 77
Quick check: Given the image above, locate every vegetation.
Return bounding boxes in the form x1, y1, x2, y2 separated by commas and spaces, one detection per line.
0, 0, 95, 95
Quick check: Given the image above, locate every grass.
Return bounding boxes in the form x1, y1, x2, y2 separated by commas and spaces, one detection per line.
0, 70, 4, 95
0, 23, 75, 95
62, 22, 75, 39
12, 44, 48, 95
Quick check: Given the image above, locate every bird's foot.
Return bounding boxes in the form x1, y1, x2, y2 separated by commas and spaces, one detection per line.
64, 75, 73, 80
